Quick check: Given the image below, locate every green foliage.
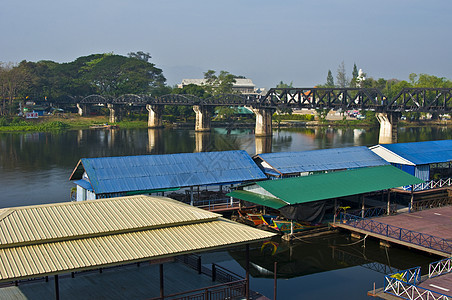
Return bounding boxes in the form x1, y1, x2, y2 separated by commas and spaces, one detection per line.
203, 70, 236, 95
326, 70, 334, 87
276, 81, 294, 88
315, 108, 331, 121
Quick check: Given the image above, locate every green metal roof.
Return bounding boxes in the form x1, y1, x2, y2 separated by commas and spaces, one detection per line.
227, 190, 287, 209
256, 165, 424, 205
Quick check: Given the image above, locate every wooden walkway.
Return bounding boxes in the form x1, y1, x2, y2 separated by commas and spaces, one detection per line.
334, 206, 452, 257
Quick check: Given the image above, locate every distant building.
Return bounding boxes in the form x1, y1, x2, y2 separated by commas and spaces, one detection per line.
179, 78, 259, 95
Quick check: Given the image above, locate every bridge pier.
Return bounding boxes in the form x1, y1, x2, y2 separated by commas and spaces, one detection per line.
76, 103, 91, 116
146, 104, 164, 128
376, 112, 399, 144
107, 104, 121, 123
193, 105, 213, 132
250, 107, 274, 137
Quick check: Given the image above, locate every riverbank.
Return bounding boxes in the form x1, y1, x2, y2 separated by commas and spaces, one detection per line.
0, 113, 450, 132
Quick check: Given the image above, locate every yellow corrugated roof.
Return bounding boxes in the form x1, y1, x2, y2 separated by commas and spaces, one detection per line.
0, 195, 275, 282
0, 195, 220, 247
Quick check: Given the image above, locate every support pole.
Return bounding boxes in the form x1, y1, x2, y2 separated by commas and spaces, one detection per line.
333, 198, 337, 223
54, 275, 59, 300
160, 264, 164, 299
190, 186, 194, 206
410, 185, 414, 213
361, 195, 365, 218
274, 262, 278, 300
387, 191, 391, 215
246, 244, 250, 300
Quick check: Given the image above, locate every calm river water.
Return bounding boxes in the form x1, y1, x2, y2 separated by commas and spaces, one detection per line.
0, 125, 451, 299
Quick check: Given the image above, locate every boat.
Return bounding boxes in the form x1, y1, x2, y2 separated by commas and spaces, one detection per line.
268, 219, 319, 234
236, 210, 267, 226
90, 124, 119, 129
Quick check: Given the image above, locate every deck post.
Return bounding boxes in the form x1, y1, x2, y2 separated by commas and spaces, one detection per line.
246, 244, 250, 300
274, 262, 278, 300
54, 275, 59, 300
387, 190, 391, 215
333, 199, 337, 223
159, 264, 164, 299
361, 195, 365, 218
410, 186, 414, 212
290, 220, 294, 235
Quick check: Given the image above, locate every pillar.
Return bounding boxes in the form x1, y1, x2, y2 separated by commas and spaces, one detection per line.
193, 105, 213, 132
146, 104, 164, 128
76, 103, 90, 116
376, 112, 399, 144
195, 131, 211, 152
107, 103, 120, 123
250, 107, 274, 137
255, 136, 272, 154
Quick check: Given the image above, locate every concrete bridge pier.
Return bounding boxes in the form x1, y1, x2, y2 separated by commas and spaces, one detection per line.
193, 105, 213, 132
250, 107, 274, 137
107, 103, 121, 123
76, 103, 91, 116
146, 104, 164, 128
376, 112, 399, 144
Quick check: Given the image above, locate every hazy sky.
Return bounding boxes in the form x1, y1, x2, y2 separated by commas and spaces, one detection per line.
2, 0, 451, 88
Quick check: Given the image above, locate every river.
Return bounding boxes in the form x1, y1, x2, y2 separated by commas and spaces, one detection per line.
0, 125, 451, 299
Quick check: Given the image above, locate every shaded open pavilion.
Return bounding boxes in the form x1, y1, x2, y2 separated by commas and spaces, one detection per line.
0, 195, 275, 299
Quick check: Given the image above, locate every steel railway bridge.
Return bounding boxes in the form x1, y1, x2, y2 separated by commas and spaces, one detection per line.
69, 87, 452, 143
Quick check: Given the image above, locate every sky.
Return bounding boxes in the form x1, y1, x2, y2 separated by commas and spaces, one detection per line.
1, 0, 451, 89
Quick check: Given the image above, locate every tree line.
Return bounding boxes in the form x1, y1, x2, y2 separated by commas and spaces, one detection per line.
0, 51, 243, 117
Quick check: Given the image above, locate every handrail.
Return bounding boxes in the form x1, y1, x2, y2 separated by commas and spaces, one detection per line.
401, 178, 452, 192
339, 213, 452, 255
429, 257, 452, 278
384, 275, 450, 300
148, 279, 247, 300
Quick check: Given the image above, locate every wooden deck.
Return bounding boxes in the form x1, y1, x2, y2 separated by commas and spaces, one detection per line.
334, 206, 452, 257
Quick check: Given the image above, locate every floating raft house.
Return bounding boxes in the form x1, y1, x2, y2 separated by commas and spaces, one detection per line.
228, 165, 424, 222
370, 139, 452, 181
70, 150, 267, 201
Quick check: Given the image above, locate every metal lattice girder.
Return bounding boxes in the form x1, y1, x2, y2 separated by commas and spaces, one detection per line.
388, 88, 452, 113
154, 94, 202, 105
203, 94, 252, 106
112, 94, 147, 106
80, 94, 111, 104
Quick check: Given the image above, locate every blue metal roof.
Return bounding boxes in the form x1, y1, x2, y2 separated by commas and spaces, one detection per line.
75, 150, 267, 194
73, 179, 93, 192
380, 140, 452, 165
256, 146, 389, 175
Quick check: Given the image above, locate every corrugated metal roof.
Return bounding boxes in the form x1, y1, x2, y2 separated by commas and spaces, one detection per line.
255, 146, 389, 175
71, 150, 267, 194
255, 165, 424, 205
227, 190, 287, 210
0, 195, 275, 282
373, 140, 452, 165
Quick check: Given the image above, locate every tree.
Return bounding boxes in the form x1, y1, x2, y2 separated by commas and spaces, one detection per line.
127, 51, 152, 62
203, 70, 236, 95
276, 81, 294, 88
350, 63, 359, 87
326, 70, 334, 87
336, 61, 348, 88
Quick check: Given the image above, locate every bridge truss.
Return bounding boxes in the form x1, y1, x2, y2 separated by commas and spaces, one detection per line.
65, 87, 452, 113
